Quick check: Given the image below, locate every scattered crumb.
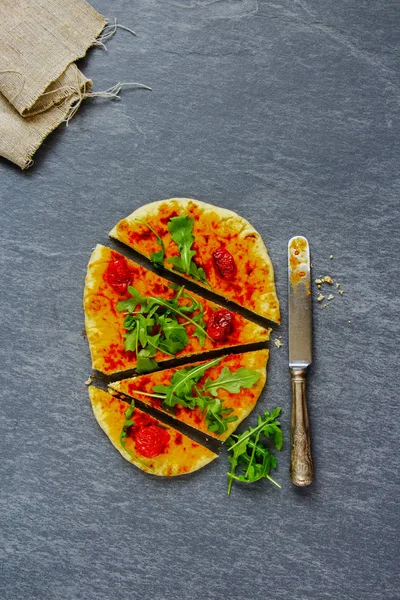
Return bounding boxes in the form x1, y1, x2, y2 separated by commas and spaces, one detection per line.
327, 294, 334, 300
323, 275, 333, 285
81, 329, 87, 339
339, 289, 344, 295
317, 284, 321, 289
317, 293, 325, 302
274, 338, 283, 348
315, 278, 323, 285
336, 283, 341, 288
85, 375, 94, 386
348, 320, 351, 324
330, 255, 334, 259
322, 304, 327, 308
310, 263, 313, 268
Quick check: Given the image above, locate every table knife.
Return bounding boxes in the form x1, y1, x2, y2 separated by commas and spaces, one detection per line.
288, 236, 314, 486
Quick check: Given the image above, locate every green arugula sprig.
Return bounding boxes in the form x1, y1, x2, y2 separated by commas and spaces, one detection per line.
134, 219, 165, 268
167, 215, 208, 284
226, 407, 283, 495
119, 398, 153, 471
116, 284, 210, 373
135, 358, 260, 435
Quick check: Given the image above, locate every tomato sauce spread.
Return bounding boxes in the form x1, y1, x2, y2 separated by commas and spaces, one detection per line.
207, 308, 234, 341
130, 412, 170, 458
106, 256, 132, 294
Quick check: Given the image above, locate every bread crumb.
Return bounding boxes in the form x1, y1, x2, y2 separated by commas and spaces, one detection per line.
323, 276, 333, 285
274, 339, 283, 348
336, 283, 341, 288
317, 284, 321, 289
315, 278, 323, 285
339, 289, 344, 295
327, 294, 334, 300
317, 293, 325, 302
322, 304, 327, 308
330, 255, 334, 259
85, 375, 94, 386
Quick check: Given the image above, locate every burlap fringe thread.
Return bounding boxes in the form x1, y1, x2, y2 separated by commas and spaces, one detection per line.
0, 16, 150, 169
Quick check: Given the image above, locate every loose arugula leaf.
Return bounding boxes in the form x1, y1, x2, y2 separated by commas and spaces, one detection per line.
166, 215, 208, 284
134, 218, 165, 268
226, 407, 283, 494
203, 367, 261, 397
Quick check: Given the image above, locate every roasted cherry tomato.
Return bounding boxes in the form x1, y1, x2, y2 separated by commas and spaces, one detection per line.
106, 257, 132, 294
134, 425, 171, 458
207, 309, 234, 341
212, 247, 237, 280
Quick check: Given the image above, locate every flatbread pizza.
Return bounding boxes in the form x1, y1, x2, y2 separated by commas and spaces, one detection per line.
109, 198, 280, 323
110, 349, 268, 441
84, 244, 270, 375
89, 387, 217, 476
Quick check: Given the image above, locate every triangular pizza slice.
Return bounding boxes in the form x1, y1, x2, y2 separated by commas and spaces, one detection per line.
109, 350, 268, 442
84, 245, 270, 375
89, 387, 217, 476
109, 198, 280, 323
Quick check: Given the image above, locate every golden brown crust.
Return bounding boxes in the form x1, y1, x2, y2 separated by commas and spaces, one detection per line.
110, 349, 268, 441
109, 198, 280, 323
89, 387, 217, 476
83, 244, 270, 375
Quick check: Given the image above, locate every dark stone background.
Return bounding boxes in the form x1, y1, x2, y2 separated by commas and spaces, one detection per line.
1, 1, 398, 599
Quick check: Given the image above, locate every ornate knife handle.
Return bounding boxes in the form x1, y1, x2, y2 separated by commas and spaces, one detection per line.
290, 368, 314, 486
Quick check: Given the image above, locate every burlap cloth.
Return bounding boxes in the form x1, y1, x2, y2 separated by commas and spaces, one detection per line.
0, 0, 107, 168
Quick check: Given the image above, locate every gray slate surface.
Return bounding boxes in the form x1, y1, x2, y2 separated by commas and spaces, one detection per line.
1, 1, 399, 599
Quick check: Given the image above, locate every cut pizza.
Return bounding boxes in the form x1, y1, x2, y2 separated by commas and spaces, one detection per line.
89, 387, 217, 476
109, 198, 280, 323
109, 349, 268, 441
84, 244, 270, 376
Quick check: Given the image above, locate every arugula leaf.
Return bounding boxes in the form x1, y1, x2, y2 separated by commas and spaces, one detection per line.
139, 358, 262, 436
134, 218, 165, 268
203, 367, 261, 397
166, 215, 208, 284
117, 286, 149, 313
168, 358, 222, 400
226, 408, 283, 495
116, 284, 209, 370
136, 356, 159, 374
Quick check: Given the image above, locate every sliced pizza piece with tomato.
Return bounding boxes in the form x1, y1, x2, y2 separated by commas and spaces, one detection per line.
89, 387, 217, 476
109, 350, 268, 442
109, 198, 280, 323
84, 245, 270, 376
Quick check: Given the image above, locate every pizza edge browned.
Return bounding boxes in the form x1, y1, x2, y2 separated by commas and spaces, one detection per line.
109, 348, 269, 442
109, 198, 280, 323
89, 386, 218, 476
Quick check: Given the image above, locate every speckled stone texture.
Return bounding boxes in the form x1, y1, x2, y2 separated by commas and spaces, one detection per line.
1, 1, 399, 599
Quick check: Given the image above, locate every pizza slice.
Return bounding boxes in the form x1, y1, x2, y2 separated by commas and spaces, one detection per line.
84, 245, 270, 375
109, 198, 280, 323
89, 387, 217, 476
110, 350, 268, 441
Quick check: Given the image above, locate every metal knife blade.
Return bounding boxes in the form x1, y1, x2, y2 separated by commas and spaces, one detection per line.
288, 236, 314, 486
288, 236, 312, 368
